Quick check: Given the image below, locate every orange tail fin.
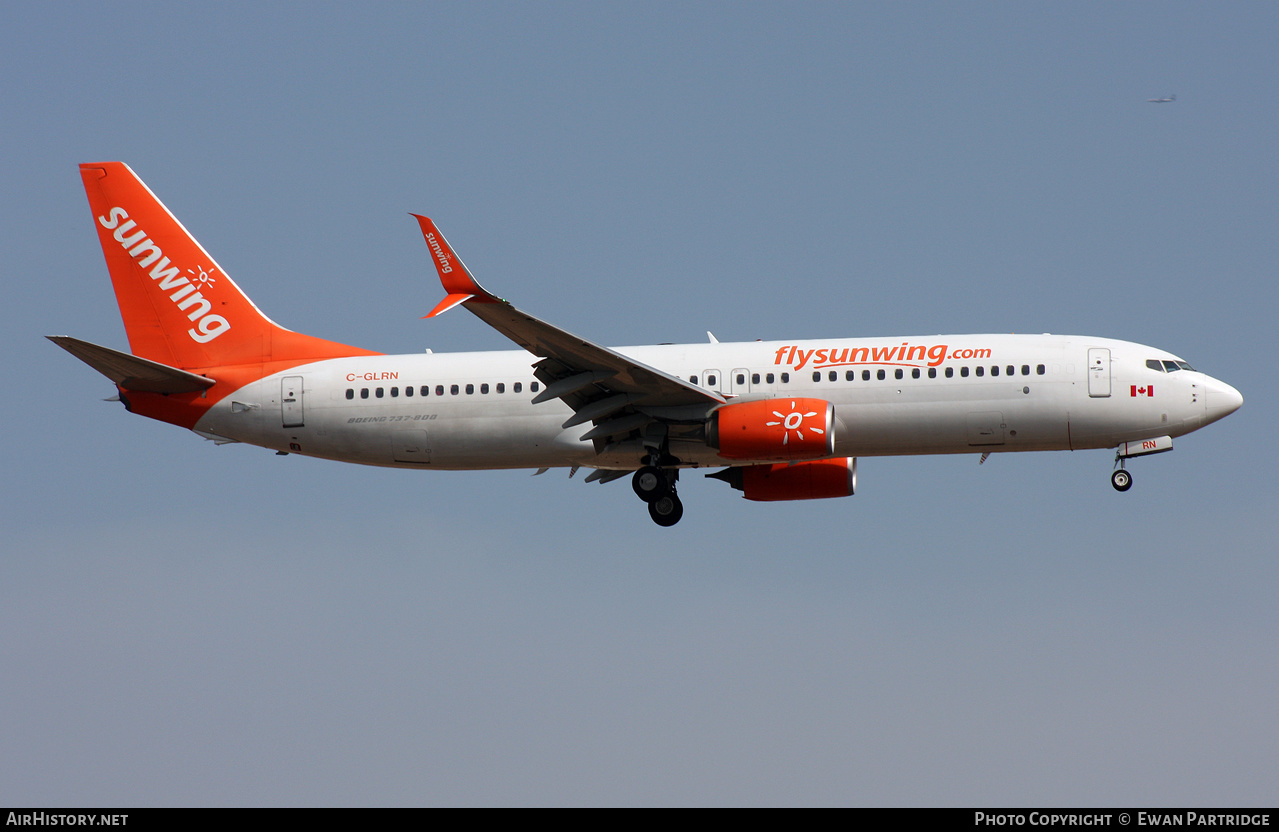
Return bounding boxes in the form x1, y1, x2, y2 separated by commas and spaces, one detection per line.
80, 162, 376, 369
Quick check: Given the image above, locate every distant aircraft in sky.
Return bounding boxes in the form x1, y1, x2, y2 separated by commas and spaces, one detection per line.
1147, 94, 1176, 103
53, 163, 1243, 526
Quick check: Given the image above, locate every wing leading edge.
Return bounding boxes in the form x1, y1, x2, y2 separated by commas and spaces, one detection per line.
412, 216, 724, 451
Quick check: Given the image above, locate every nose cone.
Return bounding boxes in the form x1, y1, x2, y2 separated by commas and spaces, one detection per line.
1204, 377, 1243, 425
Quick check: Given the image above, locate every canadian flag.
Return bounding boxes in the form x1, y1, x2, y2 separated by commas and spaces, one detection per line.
1131, 385, 1154, 397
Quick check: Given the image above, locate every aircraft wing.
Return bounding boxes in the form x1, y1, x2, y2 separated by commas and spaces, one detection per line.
413, 216, 724, 447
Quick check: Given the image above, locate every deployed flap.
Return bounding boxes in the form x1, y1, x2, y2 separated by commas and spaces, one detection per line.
48, 335, 216, 394
414, 216, 723, 414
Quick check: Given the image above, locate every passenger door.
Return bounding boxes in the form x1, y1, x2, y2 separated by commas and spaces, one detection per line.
281, 376, 304, 427
1087, 348, 1111, 398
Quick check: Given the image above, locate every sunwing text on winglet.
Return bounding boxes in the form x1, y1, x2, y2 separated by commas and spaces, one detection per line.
412, 214, 500, 317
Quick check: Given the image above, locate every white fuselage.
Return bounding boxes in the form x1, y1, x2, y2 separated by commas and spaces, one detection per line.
194, 333, 1240, 472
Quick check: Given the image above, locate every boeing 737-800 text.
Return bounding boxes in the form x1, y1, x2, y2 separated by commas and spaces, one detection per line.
53, 163, 1243, 526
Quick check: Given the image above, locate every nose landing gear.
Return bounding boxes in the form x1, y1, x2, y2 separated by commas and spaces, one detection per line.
1110, 436, 1174, 492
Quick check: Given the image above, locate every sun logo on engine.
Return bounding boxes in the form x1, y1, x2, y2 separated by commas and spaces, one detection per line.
767, 401, 824, 445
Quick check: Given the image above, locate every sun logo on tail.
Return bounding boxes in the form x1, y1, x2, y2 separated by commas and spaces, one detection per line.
767, 401, 823, 445
186, 265, 218, 288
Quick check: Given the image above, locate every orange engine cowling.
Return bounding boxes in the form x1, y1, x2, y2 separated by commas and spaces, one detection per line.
708, 458, 857, 502
708, 398, 835, 461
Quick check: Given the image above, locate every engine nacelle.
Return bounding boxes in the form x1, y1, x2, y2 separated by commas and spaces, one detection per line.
707, 398, 835, 461
709, 458, 857, 502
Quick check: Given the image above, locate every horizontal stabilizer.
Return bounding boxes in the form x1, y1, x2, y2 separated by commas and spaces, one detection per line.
47, 336, 216, 394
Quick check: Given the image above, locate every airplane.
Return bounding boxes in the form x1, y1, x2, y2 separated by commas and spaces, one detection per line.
53, 162, 1243, 526
1147, 94, 1176, 103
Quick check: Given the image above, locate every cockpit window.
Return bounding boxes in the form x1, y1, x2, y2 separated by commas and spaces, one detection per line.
1175, 361, 1195, 372
1146, 359, 1165, 372
1162, 360, 1181, 373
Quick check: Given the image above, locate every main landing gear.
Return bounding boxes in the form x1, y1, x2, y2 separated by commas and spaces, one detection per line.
632, 459, 683, 527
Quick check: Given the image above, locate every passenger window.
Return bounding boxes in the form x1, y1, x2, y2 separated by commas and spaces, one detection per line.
422, 386, 430, 396
707, 375, 717, 386
912, 368, 920, 379
780, 373, 790, 383
737, 373, 746, 385
945, 367, 954, 378
991, 366, 999, 377
928, 368, 937, 378
1022, 365, 1030, 376
405, 386, 413, 397
752, 373, 760, 385
514, 382, 522, 393
1036, 365, 1045, 375
812, 371, 821, 382
345, 389, 354, 400
450, 384, 459, 395
376, 387, 384, 398
976, 367, 984, 377
1006, 366, 1014, 376
435, 385, 445, 396
497, 383, 505, 393
465, 384, 474, 395
531, 382, 540, 392
829, 371, 837, 382
961, 367, 969, 377
690, 375, 698, 385
846, 370, 855, 381
481, 383, 489, 394
361, 388, 369, 398
877, 369, 886, 380
766, 373, 775, 384
862, 370, 871, 381
894, 369, 903, 380
390, 387, 399, 397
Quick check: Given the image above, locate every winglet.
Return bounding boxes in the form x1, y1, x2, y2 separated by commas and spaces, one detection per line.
412, 214, 501, 317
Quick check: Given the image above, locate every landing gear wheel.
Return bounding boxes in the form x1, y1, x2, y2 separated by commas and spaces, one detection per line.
632, 466, 667, 502
648, 493, 684, 526
1111, 469, 1133, 492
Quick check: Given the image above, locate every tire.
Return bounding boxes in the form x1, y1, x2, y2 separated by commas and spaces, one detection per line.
1111, 469, 1133, 492
632, 466, 667, 502
648, 493, 684, 526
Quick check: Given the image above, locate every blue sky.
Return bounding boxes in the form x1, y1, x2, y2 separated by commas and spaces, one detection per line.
2, 2, 1275, 806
